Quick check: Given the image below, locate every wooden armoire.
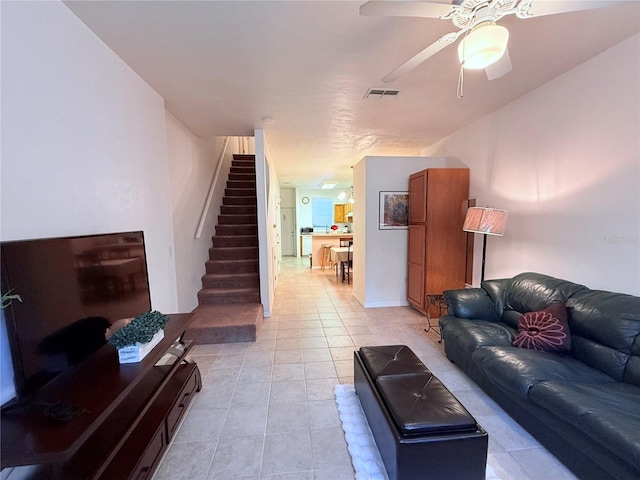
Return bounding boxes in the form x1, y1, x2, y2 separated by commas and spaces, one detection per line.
407, 168, 470, 315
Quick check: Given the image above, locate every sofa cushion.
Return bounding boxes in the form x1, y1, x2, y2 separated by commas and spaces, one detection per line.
481, 278, 509, 318
512, 303, 571, 352
568, 289, 640, 352
625, 353, 640, 387
501, 309, 522, 329
529, 381, 640, 470
566, 290, 640, 382
504, 272, 588, 314
440, 317, 515, 352
570, 335, 631, 383
471, 346, 616, 399
444, 288, 500, 322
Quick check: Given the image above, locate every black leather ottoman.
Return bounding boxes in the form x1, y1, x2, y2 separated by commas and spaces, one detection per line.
354, 345, 488, 480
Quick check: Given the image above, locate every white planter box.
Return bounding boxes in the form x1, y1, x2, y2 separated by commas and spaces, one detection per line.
117, 330, 164, 364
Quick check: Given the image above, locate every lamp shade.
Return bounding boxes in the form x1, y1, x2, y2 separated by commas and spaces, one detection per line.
458, 21, 509, 70
463, 207, 508, 236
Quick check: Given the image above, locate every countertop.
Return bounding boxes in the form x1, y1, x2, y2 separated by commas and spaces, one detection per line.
311, 233, 353, 237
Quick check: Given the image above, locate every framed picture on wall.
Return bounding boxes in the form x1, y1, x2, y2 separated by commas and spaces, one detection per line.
379, 191, 409, 230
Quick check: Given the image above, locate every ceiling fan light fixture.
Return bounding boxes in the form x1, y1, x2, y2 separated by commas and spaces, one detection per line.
458, 21, 509, 70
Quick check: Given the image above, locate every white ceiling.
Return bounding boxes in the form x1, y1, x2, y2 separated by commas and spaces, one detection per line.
64, 1, 640, 189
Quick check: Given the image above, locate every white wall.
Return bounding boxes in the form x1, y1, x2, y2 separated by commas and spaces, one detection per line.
280, 188, 296, 209
1, 2, 178, 402
255, 130, 281, 317
165, 114, 234, 312
352, 156, 448, 308
422, 34, 640, 295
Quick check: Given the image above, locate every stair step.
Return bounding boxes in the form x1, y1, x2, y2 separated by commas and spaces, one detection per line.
227, 180, 256, 189
230, 166, 255, 175
209, 246, 258, 261
220, 205, 256, 215
206, 258, 258, 274
198, 288, 261, 305
225, 188, 256, 197
223, 196, 256, 206
212, 234, 258, 247
232, 160, 255, 168
184, 304, 263, 344
233, 156, 255, 164
233, 154, 255, 160
215, 224, 258, 236
218, 214, 257, 225
201, 273, 259, 289
228, 173, 256, 181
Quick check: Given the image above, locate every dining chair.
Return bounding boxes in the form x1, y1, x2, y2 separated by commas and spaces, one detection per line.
337, 237, 351, 278
339, 237, 351, 247
342, 240, 353, 284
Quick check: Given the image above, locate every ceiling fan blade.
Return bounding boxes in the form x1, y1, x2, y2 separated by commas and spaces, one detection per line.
517, 0, 619, 18
485, 48, 512, 80
382, 31, 462, 83
360, 1, 455, 18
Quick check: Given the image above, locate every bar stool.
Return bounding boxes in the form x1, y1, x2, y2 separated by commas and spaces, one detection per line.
320, 244, 333, 271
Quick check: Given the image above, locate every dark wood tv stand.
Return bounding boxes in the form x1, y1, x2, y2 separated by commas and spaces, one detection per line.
1, 313, 201, 480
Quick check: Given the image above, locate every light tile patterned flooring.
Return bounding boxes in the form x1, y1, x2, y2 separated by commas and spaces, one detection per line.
153, 257, 578, 480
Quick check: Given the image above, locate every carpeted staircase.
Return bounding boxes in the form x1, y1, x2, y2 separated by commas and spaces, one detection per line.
185, 154, 264, 344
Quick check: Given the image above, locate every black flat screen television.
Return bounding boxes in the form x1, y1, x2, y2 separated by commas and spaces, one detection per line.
1, 231, 152, 402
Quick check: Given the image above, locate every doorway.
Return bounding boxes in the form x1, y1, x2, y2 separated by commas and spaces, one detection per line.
280, 207, 296, 256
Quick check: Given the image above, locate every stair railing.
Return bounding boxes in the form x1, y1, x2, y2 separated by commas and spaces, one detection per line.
195, 136, 230, 239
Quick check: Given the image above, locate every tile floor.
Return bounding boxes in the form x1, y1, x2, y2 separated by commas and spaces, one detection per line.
152, 257, 578, 480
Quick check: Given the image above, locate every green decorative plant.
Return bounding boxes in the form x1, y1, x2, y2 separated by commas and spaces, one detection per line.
108, 310, 169, 350
1, 289, 23, 309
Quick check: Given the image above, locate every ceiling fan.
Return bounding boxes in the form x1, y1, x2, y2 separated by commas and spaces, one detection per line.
360, 0, 617, 84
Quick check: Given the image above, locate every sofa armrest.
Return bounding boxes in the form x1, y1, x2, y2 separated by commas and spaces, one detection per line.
443, 288, 500, 322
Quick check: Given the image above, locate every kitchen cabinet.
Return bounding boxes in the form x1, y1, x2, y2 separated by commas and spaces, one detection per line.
407, 168, 469, 315
344, 203, 353, 221
334, 203, 353, 223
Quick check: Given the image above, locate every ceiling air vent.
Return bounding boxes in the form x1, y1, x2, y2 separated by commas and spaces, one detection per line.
364, 88, 400, 99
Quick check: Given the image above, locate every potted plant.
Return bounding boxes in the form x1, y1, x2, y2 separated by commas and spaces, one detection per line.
109, 310, 169, 363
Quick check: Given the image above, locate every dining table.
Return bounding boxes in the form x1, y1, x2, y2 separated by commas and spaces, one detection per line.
330, 246, 353, 278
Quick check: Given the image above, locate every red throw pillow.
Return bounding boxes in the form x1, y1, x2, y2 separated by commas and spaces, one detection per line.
512, 303, 571, 352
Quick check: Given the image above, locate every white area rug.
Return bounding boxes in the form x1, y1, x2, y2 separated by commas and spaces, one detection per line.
334, 384, 500, 480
